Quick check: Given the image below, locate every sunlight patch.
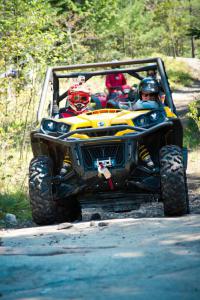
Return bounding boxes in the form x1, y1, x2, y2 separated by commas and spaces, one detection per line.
114, 251, 143, 258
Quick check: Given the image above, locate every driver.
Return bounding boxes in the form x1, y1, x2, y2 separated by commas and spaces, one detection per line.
133, 77, 163, 169
60, 83, 91, 118
133, 77, 163, 110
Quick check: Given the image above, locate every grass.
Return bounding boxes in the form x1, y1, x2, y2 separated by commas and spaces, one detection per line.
150, 54, 194, 89
164, 57, 194, 89
0, 146, 33, 223
184, 118, 200, 149
168, 69, 193, 89
0, 190, 31, 222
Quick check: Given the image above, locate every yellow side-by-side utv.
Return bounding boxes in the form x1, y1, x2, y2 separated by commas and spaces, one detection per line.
29, 58, 189, 225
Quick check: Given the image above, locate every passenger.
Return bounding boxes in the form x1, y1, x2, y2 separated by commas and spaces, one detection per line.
146, 69, 157, 79
105, 72, 127, 94
133, 77, 163, 110
105, 61, 127, 99
59, 83, 91, 176
60, 83, 91, 118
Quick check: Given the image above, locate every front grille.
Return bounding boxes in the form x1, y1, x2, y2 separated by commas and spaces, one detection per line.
81, 143, 125, 170
76, 124, 128, 137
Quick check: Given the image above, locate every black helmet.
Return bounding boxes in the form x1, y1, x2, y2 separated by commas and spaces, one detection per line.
139, 77, 159, 95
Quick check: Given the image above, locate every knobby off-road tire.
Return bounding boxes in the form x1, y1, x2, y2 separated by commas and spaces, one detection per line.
29, 156, 82, 225
29, 156, 57, 225
159, 145, 189, 216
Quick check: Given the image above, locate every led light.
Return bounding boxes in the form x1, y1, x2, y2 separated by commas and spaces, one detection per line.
47, 122, 55, 130
43, 120, 56, 132
149, 110, 166, 123
133, 115, 147, 127
149, 112, 159, 121
138, 116, 146, 126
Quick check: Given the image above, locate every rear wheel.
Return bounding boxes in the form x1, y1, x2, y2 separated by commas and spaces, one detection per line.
29, 156, 81, 225
159, 145, 189, 216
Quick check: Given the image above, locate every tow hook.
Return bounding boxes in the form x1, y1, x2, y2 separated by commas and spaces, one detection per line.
98, 162, 114, 190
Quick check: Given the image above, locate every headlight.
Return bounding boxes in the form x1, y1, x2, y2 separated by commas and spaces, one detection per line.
133, 110, 166, 128
149, 110, 166, 124
42, 120, 57, 132
57, 123, 70, 134
134, 115, 148, 127
41, 119, 70, 134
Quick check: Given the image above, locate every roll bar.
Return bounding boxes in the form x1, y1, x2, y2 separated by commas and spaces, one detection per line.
37, 58, 175, 122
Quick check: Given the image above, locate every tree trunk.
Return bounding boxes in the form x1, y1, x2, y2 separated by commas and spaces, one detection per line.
191, 35, 195, 58
189, 0, 195, 58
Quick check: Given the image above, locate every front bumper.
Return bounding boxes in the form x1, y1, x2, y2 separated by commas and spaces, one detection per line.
34, 121, 173, 146
33, 122, 173, 181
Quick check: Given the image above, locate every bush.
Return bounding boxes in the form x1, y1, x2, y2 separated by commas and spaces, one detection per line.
187, 100, 200, 131
184, 100, 200, 149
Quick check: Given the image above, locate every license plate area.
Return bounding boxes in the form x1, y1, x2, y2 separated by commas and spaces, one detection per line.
94, 158, 116, 169
81, 143, 125, 171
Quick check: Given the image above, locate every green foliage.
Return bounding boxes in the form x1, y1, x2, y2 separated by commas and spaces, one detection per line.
184, 100, 200, 149
187, 100, 200, 130
186, 0, 200, 38
167, 69, 193, 88
160, 57, 194, 88
0, 191, 31, 221
1, 0, 200, 70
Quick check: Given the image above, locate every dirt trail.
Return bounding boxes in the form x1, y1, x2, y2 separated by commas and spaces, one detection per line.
173, 58, 200, 215
0, 215, 200, 300
0, 58, 200, 300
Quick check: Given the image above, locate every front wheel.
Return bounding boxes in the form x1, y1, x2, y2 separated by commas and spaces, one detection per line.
159, 145, 189, 216
29, 156, 81, 225
29, 156, 56, 225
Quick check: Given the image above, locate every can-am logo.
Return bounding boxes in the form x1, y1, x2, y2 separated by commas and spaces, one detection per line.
98, 121, 105, 127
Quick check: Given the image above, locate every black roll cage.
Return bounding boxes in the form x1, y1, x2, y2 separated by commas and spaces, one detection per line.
37, 58, 174, 122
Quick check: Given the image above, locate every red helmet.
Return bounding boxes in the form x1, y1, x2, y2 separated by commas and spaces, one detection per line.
68, 84, 90, 113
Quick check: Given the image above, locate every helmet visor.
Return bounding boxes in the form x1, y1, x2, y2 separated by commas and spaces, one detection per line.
73, 94, 89, 103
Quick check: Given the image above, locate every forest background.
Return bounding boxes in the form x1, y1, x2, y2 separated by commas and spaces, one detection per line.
0, 0, 200, 221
